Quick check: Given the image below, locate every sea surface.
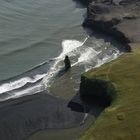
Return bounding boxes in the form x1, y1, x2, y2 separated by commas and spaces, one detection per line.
0, 0, 121, 101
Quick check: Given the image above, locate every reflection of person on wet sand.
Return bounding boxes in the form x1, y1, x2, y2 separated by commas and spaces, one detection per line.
64, 55, 71, 71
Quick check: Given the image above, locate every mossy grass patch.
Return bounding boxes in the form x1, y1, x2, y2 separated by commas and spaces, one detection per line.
79, 47, 140, 140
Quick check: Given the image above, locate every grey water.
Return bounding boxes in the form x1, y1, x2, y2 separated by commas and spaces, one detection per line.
0, 0, 87, 80
0, 0, 120, 101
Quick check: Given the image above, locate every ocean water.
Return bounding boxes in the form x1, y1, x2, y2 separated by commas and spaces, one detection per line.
0, 0, 121, 101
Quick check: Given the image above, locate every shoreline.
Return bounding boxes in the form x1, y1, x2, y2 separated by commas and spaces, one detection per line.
0, 0, 139, 140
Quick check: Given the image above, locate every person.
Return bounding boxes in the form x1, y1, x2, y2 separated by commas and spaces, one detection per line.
110, 0, 114, 4
64, 55, 71, 71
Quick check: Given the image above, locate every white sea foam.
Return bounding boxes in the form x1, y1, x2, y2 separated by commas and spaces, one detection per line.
0, 36, 121, 102
0, 73, 47, 94
0, 83, 44, 102
12, 83, 43, 97
0, 37, 89, 98
95, 50, 120, 68
72, 47, 101, 66
42, 37, 89, 87
57, 37, 89, 59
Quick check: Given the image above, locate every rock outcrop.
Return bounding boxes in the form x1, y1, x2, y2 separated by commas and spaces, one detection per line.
81, 0, 140, 51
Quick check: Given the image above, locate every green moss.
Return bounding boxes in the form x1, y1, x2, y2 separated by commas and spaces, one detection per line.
79, 48, 140, 140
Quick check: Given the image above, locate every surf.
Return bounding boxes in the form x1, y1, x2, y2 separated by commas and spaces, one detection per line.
0, 36, 121, 102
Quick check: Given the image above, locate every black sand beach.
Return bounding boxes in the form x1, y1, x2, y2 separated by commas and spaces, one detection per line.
0, 91, 85, 140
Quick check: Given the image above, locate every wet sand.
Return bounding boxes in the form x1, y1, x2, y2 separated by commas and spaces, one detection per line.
27, 115, 95, 140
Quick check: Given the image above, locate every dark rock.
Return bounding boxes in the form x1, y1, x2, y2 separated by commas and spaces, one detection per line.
81, 0, 140, 50
73, 0, 93, 6
88, 3, 110, 15
80, 75, 116, 107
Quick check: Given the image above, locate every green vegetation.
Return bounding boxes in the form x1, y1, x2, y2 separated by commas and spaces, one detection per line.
79, 46, 140, 140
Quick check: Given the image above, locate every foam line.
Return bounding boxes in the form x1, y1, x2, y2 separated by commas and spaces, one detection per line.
0, 74, 47, 94
43, 37, 89, 87
0, 36, 121, 101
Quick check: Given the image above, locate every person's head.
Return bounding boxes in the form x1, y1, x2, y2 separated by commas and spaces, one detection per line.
65, 55, 69, 59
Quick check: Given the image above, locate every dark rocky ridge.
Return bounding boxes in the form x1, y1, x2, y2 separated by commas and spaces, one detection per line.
73, 0, 92, 6
79, 0, 140, 51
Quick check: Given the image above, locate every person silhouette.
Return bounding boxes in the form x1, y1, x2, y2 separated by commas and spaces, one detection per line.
64, 55, 71, 71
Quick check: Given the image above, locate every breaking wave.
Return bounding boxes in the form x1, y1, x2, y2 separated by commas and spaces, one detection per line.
0, 37, 121, 101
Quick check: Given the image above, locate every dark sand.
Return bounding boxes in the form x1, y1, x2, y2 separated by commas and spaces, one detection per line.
0, 92, 85, 140
0, 63, 106, 140
27, 115, 95, 140
26, 67, 105, 140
